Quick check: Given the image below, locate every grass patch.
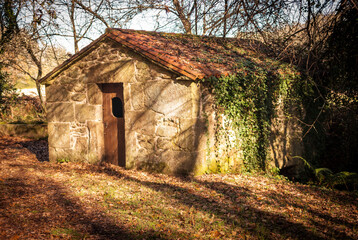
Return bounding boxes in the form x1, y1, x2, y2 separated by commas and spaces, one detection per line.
51, 227, 87, 239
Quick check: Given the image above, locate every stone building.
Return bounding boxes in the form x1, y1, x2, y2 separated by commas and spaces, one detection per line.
40, 28, 303, 175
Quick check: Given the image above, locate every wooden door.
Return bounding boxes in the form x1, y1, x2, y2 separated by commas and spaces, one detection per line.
102, 83, 125, 166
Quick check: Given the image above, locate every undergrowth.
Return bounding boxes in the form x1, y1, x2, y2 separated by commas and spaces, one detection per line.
0, 95, 45, 124
294, 156, 358, 191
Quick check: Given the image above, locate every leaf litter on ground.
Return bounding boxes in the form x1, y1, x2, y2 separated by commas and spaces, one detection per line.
0, 136, 357, 239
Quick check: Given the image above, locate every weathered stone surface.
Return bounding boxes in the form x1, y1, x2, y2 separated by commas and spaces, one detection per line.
72, 82, 86, 92
54, 75, 67, 85
87, 83, 102, 105
70, 123, 87, 137
46, 85, 70, 102
130, 83, 144, 110
150, 64, 173, 80
75, 104, 102, 122
137, 134, 155, 151
48, 123, 70, 148
136, 61, 152, 81
87, 61, 134, 83
47, 103, 74, 122
68, 67, 81, 79
180, 118, 196, 132
113, 61, 135, 82
156, 118, 179, 137
49, 147, 72, 162
156, 137, 173, 151
162, 150, 196, 175
144, 81, 192, 117
85, 50, 99, 61
174, 127, 195, 151
126, 110, 159, 135
124, 131, 137, 168
74, 137, 88, 154
191, 82, 200, 118
77, 61, 88, 69
123, 83, 131, 111
71, 93, 86, 102
88, 121, 104, 161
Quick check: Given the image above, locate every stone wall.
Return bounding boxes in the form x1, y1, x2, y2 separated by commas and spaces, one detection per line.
46, 37, 303, 175
46, 38, 206, 174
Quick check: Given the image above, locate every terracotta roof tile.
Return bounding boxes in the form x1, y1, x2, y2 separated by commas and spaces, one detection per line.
41, 28, 269, 83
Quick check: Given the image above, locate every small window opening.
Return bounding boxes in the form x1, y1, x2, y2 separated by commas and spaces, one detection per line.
112, 97, 123, 118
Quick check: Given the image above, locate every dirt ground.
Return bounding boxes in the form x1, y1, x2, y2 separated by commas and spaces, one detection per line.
0, 136, 357, 240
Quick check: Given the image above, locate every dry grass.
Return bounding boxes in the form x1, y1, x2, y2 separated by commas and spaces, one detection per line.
0, 136, 357, 239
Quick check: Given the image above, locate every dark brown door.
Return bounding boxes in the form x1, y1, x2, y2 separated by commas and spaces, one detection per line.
102, 83, 125, 166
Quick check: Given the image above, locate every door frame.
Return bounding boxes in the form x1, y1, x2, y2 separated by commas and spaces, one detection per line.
101, 83, 126, 167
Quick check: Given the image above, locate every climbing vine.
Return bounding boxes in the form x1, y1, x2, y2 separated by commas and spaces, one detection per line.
204, 58, 309, 173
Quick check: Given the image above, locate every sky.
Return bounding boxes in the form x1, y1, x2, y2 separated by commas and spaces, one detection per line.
55, 11, 165, 54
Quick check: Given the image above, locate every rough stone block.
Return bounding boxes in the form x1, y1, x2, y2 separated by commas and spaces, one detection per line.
46, 85, 70, 102
85, 50, 99, 61
156, 118, 179, 137
180, 118, 196, 131
74, 137, 88, 155
49, 147, 72, 162
137, 134, 155, 151
72, 82, 86, 92
174, 127, 195, 151
87, 61, 134, 83
136, 61, 152, 82
88, 121, 104, 161
144, 80, 193, 117
87, 83, 102, 105
191, 82, 200, 118
71, 93, 86, 102
47, 103, 74, 122
130, 83, 144, 110
113, 61, 135, 83
123, 83, 131, 111
162, 150, 196, 175
75, 104, 102, 122
48, 123, 70, 148
150, 64, 173, 79
126, 110, 159, 135
156, 137, 173, 151
68, 67, 81, 79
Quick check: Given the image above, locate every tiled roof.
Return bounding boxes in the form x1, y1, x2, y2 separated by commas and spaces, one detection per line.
41, 28, 269, 83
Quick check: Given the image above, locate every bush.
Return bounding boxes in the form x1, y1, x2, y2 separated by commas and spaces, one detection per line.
0, 95, 46, 124
0, 66, 18, 116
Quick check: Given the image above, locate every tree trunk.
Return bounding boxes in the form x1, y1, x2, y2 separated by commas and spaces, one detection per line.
172, 0, 192, 34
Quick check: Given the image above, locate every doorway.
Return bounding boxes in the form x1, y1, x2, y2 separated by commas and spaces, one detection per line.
102, 83, 125, 166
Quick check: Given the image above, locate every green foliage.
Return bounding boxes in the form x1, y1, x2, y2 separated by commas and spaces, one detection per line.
0, 66, 18, 114
298, 156, 358, 190
57, 157, 70, 164
0, 94, 45, 124
204, 58, 307, 173
311, 7, 358, 173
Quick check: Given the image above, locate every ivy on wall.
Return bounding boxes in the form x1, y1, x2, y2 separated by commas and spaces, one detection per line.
204, 58, 311, 173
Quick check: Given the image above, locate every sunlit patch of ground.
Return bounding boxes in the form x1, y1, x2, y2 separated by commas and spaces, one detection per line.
0, 136, 357, 239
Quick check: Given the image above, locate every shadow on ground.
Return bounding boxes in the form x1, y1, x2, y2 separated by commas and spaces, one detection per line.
1, 136, 357, 239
